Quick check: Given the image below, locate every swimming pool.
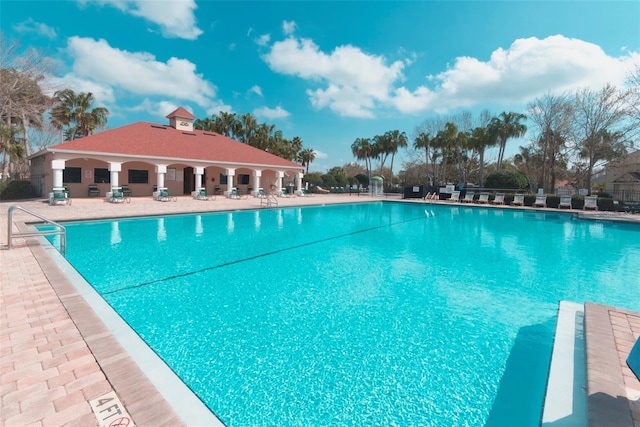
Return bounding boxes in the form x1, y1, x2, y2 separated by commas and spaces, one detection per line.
48, 202, 640, 426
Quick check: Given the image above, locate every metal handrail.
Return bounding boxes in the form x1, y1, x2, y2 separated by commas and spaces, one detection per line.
7, 205, 67, 255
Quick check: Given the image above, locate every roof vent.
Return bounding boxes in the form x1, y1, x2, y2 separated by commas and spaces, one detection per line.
182, 132, 196, 136
151, 125, 167, 129
203, 132, 216, 137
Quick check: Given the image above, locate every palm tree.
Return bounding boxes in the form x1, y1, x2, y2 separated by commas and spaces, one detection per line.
491, 111, 527, 170
298, 148, 316, 173
351, 137, 373, 178
467, 125, 498, 187
50, 89, 109, 141
385, 130, 408, 183
238, 113, 257, 145
373, 133, 391, 176
414, 132, 433, 186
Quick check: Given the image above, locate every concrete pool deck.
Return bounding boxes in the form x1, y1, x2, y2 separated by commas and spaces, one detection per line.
1, 194, 639, 425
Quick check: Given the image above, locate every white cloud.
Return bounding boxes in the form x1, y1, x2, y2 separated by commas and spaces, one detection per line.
282, 20, 296, 35
256, 33, 271, 47
64, 37, 219, 108
312, 149, 327, 159
13, 18, 57, 38
263, 37, 404, 118
249, 85, 263, 97
262, 33, 639, 118
253, 105, 290, 120
45, 75, 115, 104
81, 0, 202, 40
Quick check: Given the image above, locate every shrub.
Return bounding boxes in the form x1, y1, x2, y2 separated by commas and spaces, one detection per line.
485, 170, 528, 190
0, 180, 39, 200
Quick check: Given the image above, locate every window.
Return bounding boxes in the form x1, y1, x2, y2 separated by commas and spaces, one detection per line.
128, 169, 149, 184
94, 168, 110, 184
237, 174, 250, 185
220, 173, 228, 185
63, 167, 82, 183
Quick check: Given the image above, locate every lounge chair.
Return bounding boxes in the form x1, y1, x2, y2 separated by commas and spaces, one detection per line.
229, 187, 248, 199
300, 188, 314, 197
511, 193, 524, 206
533, 195, 547, 208
447, 190, 460, 202
50, 188, 71, 206
476, 192, 490, 204
88, 184, 100, 197
558, 195, 572, 209
121, 184, 132, 197
461, 191, 475, 203
109, 187, 130, 203
583, 196, 598, 211
157, 188, 177, 202
491, 192, 505, 205
196, 187, 210, 200
628, 337, 640, 382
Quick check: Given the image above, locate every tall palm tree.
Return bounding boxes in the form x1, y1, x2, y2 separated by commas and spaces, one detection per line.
351, 137, 373, 177
491, 111, 527, 170
414, 132, 433, 186
50, 89, 109, 141
373, 133, 391, 176
238, 113, 257, 145
298, 148, 316, 173
385, 130, 408, 182
467, 125, 498, 187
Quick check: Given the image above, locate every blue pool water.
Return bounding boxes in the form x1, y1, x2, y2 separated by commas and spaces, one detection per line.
46, 202, 640, 426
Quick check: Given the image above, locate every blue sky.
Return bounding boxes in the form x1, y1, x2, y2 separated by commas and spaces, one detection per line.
3, 0, 639, 173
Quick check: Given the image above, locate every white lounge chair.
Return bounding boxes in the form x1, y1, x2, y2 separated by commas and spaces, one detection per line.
447, 191, 461, 202
583, 196, 598, 211
533, 195, 547, 208
476, 192, 490, 204
50, 188, 71, 206
195, 187, 210, 201
558, 195, 572, 209
491, 193, 505, 205
461, 191, 475, 203
511, 193, 524, 206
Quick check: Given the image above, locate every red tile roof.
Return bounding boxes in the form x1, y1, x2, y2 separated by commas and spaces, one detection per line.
47, 122, 303, 170
166, 107, 196, 120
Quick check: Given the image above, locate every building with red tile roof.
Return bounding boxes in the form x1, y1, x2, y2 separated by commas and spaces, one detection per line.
30, 108, 304, 200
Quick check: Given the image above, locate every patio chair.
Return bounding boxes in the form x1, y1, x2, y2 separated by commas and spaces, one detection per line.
195, 187, 210, 200
109, 187, 130, 203
628, 337, 640, 382
461, 191, 475, 203
511, 193, 525, 206
88, 184, 100, 197
558, 195, 572, 209
533, 195, 547, 208
583, 196, 598, 211
50, 188, 71, 206
157, 188, 177, 202
447, 190, 461, 202
476, 192, 490, 204
121, 184, 132, 197
300, 188, 314, 197
491, 193, 505, 205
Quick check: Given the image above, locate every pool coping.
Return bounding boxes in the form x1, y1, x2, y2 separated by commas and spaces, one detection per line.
541, 301, 587, 426
26, 221, 223, 426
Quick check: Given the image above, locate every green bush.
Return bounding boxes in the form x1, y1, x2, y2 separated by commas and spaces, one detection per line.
485, 170, 528, 190
0, 180, 39, 200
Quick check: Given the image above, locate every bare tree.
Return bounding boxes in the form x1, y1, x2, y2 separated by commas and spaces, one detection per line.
0, 34, 53, 178
527, 93, 572, 192
570, 84, 634, 192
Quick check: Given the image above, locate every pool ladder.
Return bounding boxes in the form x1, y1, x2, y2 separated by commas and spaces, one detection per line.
7, 205, 67, 255
260, 193, 278, 208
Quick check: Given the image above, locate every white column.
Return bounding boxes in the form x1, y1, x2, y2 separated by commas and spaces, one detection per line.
226, 168, 236, 196
156, 165, 167, 189
109, 162, 121, 189
296, 172, 304, 195
253, 170, 262, 196
51, 159, 65, 189
277, 171, 285, 194
195, 167, 204, 189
